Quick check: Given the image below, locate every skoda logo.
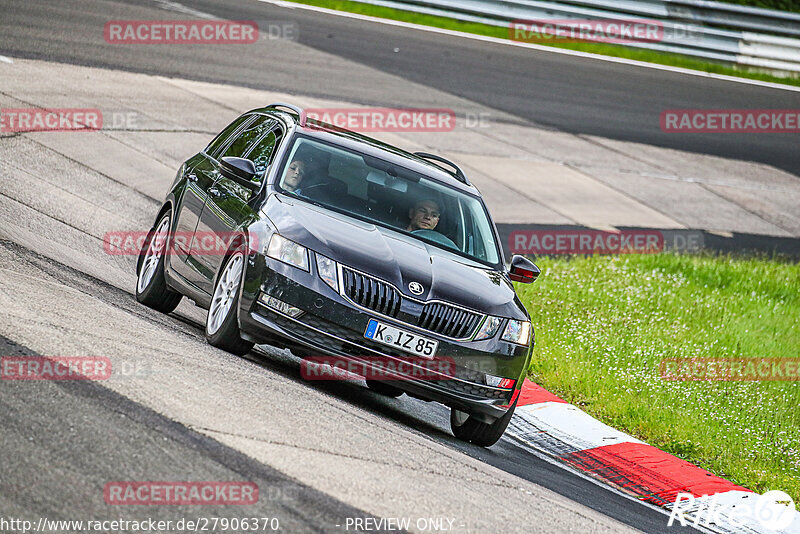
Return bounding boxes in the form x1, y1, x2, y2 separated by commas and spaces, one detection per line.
408, 282, 424, 295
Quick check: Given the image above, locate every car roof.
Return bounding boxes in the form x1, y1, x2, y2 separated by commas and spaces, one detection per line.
253, 107, 481, 196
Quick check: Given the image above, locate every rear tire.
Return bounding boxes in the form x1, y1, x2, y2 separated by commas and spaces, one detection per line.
450, 398, 517, 447
136, 213, 182, 313
366, 380, 403, 398
205, 250, 254, 356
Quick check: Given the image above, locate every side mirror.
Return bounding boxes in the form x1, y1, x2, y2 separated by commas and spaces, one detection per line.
509, 255, 540, 283
220, 157, 260, 192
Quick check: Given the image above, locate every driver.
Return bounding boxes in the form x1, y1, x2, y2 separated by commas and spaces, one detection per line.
406, 198, 457, 250
407, 199, 441, 232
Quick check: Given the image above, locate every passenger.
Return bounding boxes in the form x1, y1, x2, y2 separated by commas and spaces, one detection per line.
283, 157, 308, 193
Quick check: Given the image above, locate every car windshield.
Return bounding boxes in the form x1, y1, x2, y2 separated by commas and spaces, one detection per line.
275, 135, 501, 266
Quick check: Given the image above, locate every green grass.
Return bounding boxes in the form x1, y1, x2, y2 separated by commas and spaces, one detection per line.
289, 0, 800, 87
515, 253, 800, 502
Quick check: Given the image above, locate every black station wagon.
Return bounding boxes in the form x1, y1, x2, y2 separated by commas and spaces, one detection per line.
136, 103, 540, 446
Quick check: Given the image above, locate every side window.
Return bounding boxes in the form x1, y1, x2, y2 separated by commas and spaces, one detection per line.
205, 114, 254, 158
220, 116, 275, 160
243, 126, 283, 179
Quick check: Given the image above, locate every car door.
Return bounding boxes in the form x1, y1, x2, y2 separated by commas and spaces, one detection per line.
171, 113, 256, 285
190, 115, 282, 294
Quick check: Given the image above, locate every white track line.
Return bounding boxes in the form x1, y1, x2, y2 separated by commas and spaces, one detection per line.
152, 0, 217, 19
513, 402, 643, 450
260, 0, 800, 93
0, 56, 14, 64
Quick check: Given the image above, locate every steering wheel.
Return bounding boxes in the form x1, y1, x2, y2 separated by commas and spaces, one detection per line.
411, 229, 457, 250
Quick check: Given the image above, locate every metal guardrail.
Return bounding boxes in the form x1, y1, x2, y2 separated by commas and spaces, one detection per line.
357, 0, 800, 74
665, 0, 800, 37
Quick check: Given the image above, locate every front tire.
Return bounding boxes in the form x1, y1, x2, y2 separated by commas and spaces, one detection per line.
450, 399, 517, 447
205, 250, 254, 356
136, 213, 182, 313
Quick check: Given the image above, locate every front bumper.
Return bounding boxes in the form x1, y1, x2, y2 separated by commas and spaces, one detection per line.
238, 252, 532, 421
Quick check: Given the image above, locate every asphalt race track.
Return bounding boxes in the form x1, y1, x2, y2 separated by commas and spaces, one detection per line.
0, 0, 795, 532
1, 0, 799, 175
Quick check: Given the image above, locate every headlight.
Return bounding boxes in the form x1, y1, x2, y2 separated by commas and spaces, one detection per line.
315, 253, 338, 290
473, 316, 501, 341
501, 320, 531, 346
266, 234, 309, 271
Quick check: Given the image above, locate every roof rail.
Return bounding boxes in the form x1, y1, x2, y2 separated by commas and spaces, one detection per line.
265, 103, 305, 126
413, 152, 470, 185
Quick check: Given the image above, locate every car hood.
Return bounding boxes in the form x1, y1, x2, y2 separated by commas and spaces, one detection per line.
264, 194, 525, 318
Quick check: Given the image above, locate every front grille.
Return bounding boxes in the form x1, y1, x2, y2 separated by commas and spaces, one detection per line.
418, 302, 481, 339
340, 266, 482, 339
341, 267, 401, 317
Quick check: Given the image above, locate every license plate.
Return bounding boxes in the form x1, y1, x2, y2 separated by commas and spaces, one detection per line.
364, 319, 438, 359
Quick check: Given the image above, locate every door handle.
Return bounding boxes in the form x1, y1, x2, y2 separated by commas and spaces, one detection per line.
187, 173, 198, 182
